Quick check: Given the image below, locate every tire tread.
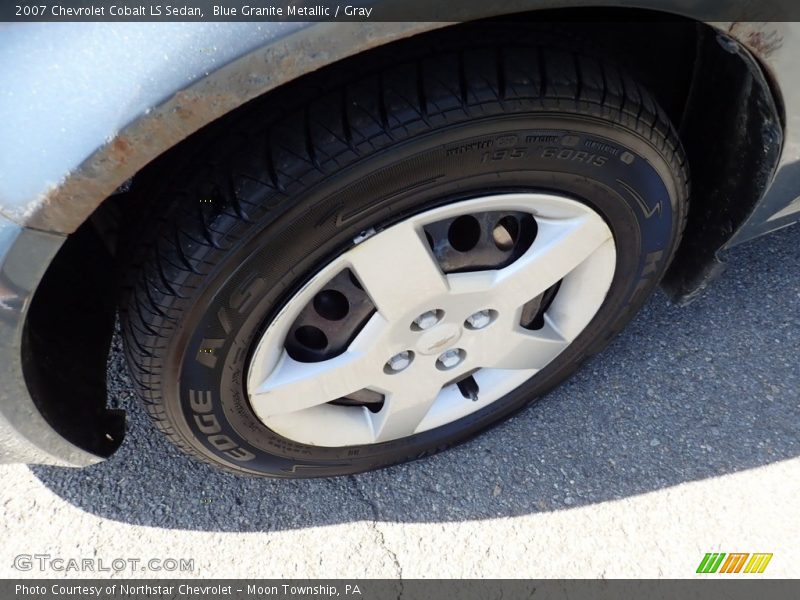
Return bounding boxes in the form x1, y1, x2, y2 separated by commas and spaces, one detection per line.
120, 36, 690, 476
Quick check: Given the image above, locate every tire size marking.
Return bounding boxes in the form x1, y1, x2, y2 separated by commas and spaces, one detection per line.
479, 146, 609, 167
541, 147, 608, 166
481, 148, 527, 162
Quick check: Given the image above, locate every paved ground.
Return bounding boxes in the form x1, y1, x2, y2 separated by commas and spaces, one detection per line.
1, 224, 798, 579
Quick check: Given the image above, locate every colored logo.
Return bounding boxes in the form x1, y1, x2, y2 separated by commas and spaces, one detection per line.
696, 553, 773, 574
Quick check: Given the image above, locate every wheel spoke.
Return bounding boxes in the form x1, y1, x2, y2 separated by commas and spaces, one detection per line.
265, 404, 377, 447
489, 316, 569, 371
347, 220, 449, 321
371, 375, 444, 442
492, 213, 612, 310
250, 350, 373, 417
545, 238, 616, 340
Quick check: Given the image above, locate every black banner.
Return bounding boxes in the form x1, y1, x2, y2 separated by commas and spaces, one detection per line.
3, 0, 800, 22
4, 580, 800, 600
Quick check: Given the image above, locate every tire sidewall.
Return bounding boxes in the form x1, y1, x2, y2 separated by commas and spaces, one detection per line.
162, 114, 683, 477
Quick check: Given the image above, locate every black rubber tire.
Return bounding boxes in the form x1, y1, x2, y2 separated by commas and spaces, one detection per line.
121, 31, 689, 478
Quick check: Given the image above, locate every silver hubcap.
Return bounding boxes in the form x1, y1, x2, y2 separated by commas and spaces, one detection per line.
246, 193, 616, 447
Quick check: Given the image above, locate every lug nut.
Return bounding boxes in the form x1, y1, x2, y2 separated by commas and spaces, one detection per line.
386, 351, 413, 373
466, 309, 493, 330
413, 310, 442, 330
437, 348, 464, 370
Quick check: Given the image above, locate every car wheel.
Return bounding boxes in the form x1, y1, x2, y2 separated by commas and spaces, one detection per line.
121, 38, 688, 477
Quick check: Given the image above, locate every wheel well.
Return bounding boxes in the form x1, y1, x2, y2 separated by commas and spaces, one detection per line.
23, 12, 781, 457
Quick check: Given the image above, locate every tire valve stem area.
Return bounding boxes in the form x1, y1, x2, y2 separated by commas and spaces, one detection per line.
456, 374, 481, 402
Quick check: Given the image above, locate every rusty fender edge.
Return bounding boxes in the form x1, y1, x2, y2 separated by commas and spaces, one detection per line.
0, 215, 103, 465
0, 22, 439, 233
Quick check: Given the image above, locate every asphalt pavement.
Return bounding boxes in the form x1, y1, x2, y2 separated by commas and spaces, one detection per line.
1, 223, 798, 578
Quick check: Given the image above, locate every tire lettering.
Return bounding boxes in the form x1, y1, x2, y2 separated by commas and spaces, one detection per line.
632, 250, 665, 297
217, 306, 234, 335
196, 338, 224, 369
542, 146, 607, 166
202, 277, 268, 368
525, 134, 559, 143
224, 447, 256, 461
495, 134, 518, 147
229, 275, 266, 314
189, 389, 213, 413
481, 147, 527, 162
194, 413, 222, 435
641, 250, 663, 278
446, 139, 492, 156
208, 434, 238, 452
188, 389, 255, 462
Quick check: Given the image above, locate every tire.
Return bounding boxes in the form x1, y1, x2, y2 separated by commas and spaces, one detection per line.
121, 33, 689, 478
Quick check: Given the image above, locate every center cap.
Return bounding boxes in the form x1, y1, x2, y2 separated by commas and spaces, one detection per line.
416, 323, 462, 355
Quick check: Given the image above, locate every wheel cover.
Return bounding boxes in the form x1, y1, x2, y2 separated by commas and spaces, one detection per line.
246, 193, 616, 447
